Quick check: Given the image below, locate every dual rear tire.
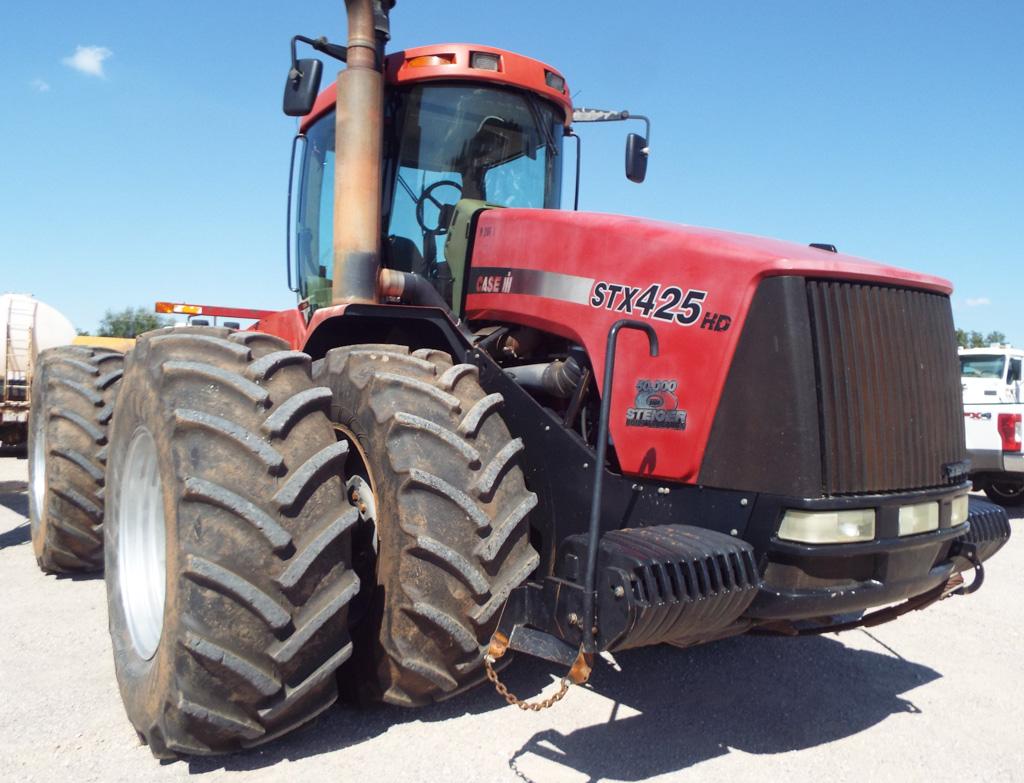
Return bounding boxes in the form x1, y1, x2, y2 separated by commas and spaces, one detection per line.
100, 330, 538, 755
315, 345, 538, 705
28, 346, 124, 572
104, 328, 357, 756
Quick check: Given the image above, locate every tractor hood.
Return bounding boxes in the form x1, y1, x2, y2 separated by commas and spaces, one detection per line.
468, 208, 951, 297
463, 207, 956, 485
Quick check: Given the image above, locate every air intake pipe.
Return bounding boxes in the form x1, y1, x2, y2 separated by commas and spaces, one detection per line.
504, 357, 584, 398
379, 269, 475, 342
332, 0, 394, 304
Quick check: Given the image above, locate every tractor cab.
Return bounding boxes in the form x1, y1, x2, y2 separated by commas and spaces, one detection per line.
289, 45, 571, 312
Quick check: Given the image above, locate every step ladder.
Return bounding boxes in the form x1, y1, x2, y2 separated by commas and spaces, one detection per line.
2, 297, 37, 404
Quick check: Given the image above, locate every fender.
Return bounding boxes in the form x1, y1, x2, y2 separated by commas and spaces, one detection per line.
254, 303, 470, 361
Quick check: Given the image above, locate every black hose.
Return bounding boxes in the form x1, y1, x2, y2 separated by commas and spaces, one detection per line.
393, 271, 476, 343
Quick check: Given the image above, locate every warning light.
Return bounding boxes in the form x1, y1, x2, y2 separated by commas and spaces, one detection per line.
155, 302, 202, 315
407, 53, 455, 68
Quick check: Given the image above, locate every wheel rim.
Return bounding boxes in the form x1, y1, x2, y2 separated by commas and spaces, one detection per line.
346, 475, 379, 552
991, 482, 1024, 499
29, 416, 46, 534
118, 427, 167, 660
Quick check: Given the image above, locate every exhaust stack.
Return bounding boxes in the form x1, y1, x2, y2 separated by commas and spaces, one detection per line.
332, 0, 392, 304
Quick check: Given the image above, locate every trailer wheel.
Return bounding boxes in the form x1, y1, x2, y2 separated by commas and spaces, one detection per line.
984, 481, 1024, 507
104, 327, 357, 757
315, 345, 539, 706
28, 345, 124, 572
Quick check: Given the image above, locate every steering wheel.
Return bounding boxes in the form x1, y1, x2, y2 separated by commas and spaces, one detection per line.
415, 179, 463, 237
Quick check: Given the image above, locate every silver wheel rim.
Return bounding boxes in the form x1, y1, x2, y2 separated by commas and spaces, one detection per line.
346, 475, 378, 553
29, 417, 46, 533
117, 428, 167, 660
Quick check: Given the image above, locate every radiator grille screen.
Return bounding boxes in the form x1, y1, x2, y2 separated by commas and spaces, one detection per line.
807, 281, 965, 495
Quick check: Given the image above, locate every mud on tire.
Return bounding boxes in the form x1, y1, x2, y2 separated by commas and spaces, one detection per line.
104, 327, 358, 757
28, 345, 124, 572
315, 344, 539, 706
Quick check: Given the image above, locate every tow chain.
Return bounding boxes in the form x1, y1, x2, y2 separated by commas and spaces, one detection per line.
483, 633, 591, 711
484, 655, 571, 711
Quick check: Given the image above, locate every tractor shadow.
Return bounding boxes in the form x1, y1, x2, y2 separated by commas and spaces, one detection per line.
186, 632, 939, 777
506, 634, 939, 782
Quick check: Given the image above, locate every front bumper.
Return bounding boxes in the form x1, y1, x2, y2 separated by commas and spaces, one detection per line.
968, 448, 1024, 476
746, 495, 1011, 621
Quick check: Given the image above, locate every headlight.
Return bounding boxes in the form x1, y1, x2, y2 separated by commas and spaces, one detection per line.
898, 502, 939, 536
778, 509, 875, 544
950, 494, 970, 527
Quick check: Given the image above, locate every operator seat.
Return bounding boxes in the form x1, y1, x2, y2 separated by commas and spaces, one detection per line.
385, 234, 426, 277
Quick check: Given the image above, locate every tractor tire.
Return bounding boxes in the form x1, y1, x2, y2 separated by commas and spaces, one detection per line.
315, 344, 539, 706
983, 481, 1024, 507
104, 327, 358, 757
28, 345, 124, 573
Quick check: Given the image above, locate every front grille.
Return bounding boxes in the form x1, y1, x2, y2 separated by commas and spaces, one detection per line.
807, 280, 965, 495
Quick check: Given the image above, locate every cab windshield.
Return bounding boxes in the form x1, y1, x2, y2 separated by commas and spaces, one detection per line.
960, 354, 1006, 379
383, 83, 563, 281
293, 83, 563, 305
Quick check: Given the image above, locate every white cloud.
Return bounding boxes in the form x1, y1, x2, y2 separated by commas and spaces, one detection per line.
62, 45, 113, 77
30, 78, 51, 92
965, 297, 991, 307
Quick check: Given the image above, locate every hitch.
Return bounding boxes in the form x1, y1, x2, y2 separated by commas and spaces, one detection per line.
483, 631, 592, 712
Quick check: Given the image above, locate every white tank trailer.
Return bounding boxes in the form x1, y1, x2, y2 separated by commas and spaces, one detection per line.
1, 293, 76, 448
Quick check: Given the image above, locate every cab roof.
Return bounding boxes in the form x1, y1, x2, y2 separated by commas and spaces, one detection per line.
959, 346, 1022, 356
300, 42, 572, 132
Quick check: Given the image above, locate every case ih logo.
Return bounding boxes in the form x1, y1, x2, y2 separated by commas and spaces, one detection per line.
627, 379, 687, 430
475, 272, 514, 294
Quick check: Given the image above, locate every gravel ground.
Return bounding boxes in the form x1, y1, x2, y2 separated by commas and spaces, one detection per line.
1, 454, 1022, 783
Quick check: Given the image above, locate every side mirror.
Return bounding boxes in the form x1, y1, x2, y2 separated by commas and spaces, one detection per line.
625, 133, 648, 183
283, 58, 323, 117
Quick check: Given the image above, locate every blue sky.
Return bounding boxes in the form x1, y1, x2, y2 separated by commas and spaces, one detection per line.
1, 1, 1021, 343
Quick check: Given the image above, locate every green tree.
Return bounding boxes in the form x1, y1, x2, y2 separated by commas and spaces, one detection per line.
984, 331, 1006, 346
955, 328, 968, 348
97, 307, 173, 338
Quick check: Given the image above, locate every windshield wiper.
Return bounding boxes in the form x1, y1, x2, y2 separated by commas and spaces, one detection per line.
525, 94, 558, 158
397, 173, 418, 203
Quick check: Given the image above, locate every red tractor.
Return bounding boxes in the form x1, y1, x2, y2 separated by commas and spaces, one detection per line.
27, 0, 1011, 758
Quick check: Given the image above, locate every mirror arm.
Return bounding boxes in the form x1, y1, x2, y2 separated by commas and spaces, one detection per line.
290, 34, 348, 79
311, 36, 348, 63
571, 107, 651, 156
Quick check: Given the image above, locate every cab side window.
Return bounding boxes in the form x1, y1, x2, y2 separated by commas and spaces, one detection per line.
296, 112, 336, 306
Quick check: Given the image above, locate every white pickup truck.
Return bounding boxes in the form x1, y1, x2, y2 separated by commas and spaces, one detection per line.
961, 346, 1024, 506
